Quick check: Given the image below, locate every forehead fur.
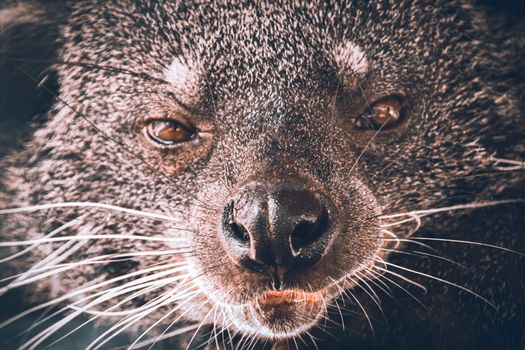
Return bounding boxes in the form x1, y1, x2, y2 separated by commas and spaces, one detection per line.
164, 56, 201, 104
333, 41, 369, 76
164, 58, 194, 88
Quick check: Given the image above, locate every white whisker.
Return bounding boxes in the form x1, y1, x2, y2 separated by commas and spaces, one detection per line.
380, 213, 421, 233
185, 303, 217, 350
380, 199, 523, 220
127, 288, 202, 350
42, 277, 189, 347
0, 234, 187, 248
0, 248, 191, 285
347, 275, 382, 312
112, 324, 200, 350
372, 265, 428, 293
380, 248, 474, 271
409, 237, 524, 256
350, 289, 374, 332
381, 237, 435, 251
0, 202, 181, 223
0, 261, 188, 329
375, 258, 496, 308
145, 301, 208, 350
490, 157, 525, 171
0, 215, 85, 263
84, 282, 200, 350
359, 268, 393, 296
364, 266, 426, 309
67, 276, 188, 318
0, 224, 101, 296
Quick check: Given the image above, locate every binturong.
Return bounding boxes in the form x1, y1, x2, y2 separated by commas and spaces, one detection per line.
0, 1, 524, 349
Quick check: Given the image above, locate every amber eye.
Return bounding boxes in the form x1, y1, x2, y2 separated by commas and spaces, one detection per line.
354, 96, 403, 130
145, 120, 195, 146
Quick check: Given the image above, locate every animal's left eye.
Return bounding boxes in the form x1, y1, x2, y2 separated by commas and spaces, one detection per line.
145, 120, 195, 146
354, 96, 403, 130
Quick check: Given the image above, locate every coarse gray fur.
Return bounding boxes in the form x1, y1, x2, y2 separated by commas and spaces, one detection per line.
0, 0, 524, 349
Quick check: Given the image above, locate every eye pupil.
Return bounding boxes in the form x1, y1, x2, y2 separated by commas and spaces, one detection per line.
146, 120, 194, 145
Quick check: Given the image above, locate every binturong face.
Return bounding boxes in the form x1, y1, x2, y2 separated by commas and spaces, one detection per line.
1, 0, 524, 348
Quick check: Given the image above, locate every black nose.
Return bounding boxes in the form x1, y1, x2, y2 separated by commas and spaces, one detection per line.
221, 183, 337, 280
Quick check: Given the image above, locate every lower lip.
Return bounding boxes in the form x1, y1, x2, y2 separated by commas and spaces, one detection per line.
251, 290, 324, 325
256, 290, 324, 307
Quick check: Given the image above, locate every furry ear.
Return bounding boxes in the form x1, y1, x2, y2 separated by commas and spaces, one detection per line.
0, 1, 63, 155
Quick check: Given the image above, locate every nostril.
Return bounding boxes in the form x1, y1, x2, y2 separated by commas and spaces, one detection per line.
291, 207, 330, 251
227, 221, 250, 242
222, 201, 250, 243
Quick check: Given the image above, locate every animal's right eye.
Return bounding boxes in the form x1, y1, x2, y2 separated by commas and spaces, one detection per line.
354, 96, 404, 130
145, 120, 196, 146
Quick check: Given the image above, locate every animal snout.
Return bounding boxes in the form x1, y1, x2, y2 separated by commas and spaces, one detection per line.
220, 182, 338, 284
